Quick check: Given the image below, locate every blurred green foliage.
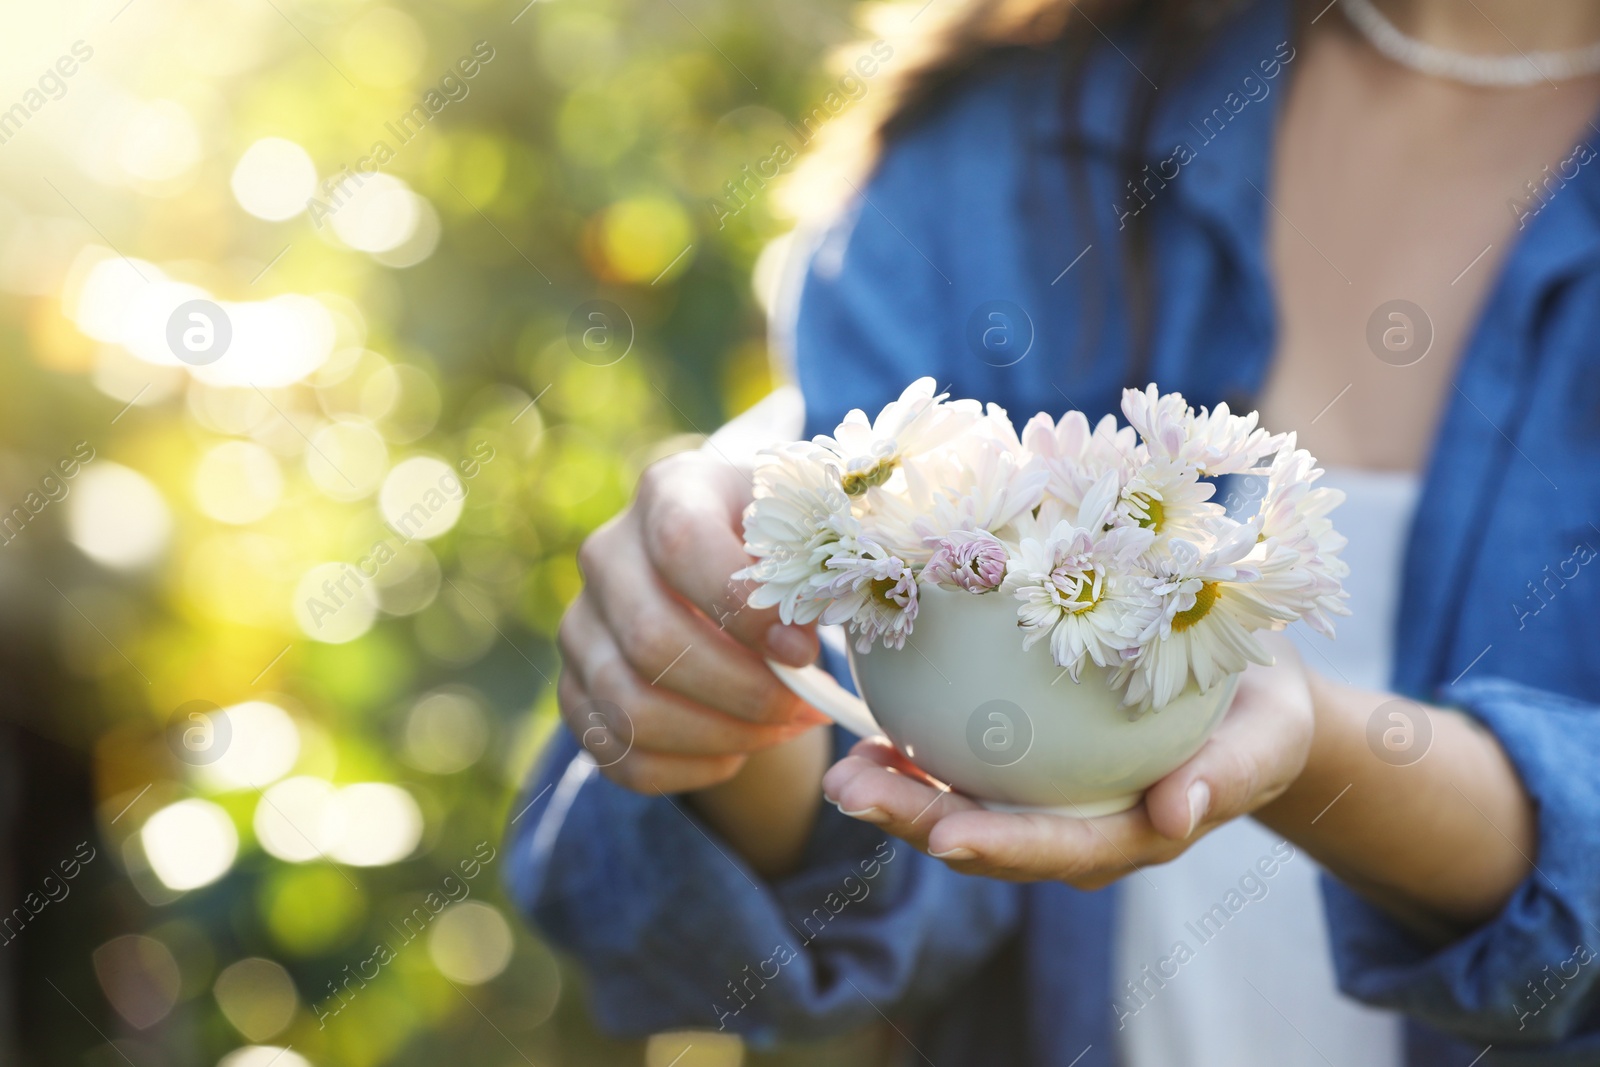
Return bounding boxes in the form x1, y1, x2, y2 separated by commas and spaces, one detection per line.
0, 0, 894, 1062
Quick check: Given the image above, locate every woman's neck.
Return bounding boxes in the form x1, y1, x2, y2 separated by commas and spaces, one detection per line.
1372, 0, 1600, 56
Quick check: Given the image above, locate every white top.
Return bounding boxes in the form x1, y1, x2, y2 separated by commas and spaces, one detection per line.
1113, 466, 1421, 1067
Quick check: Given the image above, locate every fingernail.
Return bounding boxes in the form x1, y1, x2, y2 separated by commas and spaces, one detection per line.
766, 624, 814, 667
829, 800, 889, 824
1186, 780, 1211, 837
931, 846, 977, 861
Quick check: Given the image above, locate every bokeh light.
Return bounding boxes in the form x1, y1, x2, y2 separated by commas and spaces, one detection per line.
92, 935, 182, 1030
403, 688, 489, 775
5, 0, 820, 1056
197, 702, 302, 791
292, 562, 379, 643
218, 1047, 313, 1067
231, 138, 318, 221
597, 196, 695, 284
328, 174, 424, 254
253, 777, 421, 866
372, 542, 441, 617
305, 419, 389, 501
645, 1032, 746, 1067
191, 296, 337, 388
67, 251, 160, 344
259, 864, 367, 957
67, 462, 172, 571
372, 194, 442, 269
141, 799, 239, 891
194, 441, 285, 524
427, 901, 514, 985
213, 957, 299, 1041
329, 782, 423, 867
253, 776, 343, 863
378, 456, 464, 541
116, 100, 202, 184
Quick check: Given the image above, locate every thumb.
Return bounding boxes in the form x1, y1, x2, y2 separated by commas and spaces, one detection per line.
1143, 669, 1311, 841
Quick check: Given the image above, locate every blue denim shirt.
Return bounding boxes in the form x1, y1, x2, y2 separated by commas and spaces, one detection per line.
508, 1, 1600, 1062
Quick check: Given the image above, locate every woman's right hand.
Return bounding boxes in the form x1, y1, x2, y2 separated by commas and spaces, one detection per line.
557, 449, 829, 797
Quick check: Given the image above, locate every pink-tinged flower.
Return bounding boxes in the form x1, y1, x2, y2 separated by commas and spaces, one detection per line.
923, 530, 1009, 593
1121, 384, 1287, 476
817, 541, 920, 652
1020, 409, 1140, 511
1120, 384, 1192, 461
1238, 436, 1350, 636
1183, 401, 1287, 477
1002, 478, 1158, 681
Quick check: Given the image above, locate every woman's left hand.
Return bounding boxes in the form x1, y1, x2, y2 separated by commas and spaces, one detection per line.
819, 633, 1316, 889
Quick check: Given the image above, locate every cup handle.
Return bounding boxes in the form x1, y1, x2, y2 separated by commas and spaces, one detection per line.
766, 661, 887, 741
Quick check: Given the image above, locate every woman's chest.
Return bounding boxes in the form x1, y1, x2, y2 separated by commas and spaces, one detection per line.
1255, 28, 1600, 473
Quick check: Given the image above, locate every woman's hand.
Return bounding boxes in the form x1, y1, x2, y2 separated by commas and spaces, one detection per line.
819, 633, 1315, 889
558, 449, 828, 797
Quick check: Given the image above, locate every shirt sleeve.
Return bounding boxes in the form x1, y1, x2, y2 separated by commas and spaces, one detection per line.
504, 718, 1019, 1043
503, 137, 1020, 1043
1321, 676, 1600, 1049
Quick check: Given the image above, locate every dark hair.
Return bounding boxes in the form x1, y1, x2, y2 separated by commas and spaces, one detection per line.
783, 0, 1255, 386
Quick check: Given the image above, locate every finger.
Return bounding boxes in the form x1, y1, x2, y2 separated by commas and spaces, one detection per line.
557, 671, 749, 794
922, 806, 1183, 887
636, 458, 819, 665
1144, 664, 1313, 841
837, 735, 949, 790
824, 740, 1187, 885
582, 516, 822, 727
601, 748, 749, 795
559, 595, 820, 755
821, 747, 979, 852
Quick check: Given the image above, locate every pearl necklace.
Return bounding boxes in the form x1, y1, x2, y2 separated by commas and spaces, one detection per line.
1340, 0, 1600, 87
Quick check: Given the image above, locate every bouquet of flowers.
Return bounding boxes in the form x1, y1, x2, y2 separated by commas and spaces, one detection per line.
734, 379, 1347, 712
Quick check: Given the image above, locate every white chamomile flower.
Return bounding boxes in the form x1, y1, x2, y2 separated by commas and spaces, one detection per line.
1123, 521, 1277, 709
907, 430, 1049, 546
1116, 458, 1223, 543
815, 377, 982, 497
1121, 384, 1286, 476
1120, 384, 1192, 460
1240, 437, 1351, 636
1021, 409, 1140, 511
734, 443, 860, 625
817, 540, 919, 652
1183, 402, 1287, 476
851, 413, 1046, 561
1001, 476, 1158, 681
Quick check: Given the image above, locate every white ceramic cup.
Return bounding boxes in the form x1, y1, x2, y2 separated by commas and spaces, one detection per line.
771, 583, 1239, 816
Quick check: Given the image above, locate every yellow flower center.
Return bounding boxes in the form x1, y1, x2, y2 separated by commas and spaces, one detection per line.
1171, 581, 1220, 632
1053, 568, 1100, 610
868, 576, 901, 605
1132, 493, 1165, 532
842, 457, 897, 496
